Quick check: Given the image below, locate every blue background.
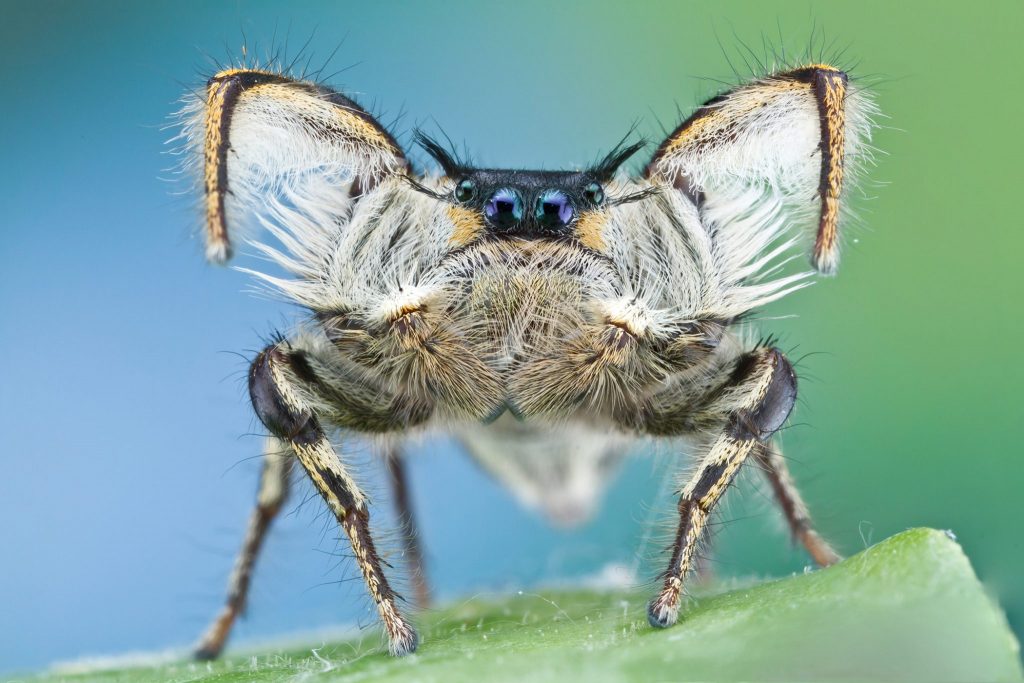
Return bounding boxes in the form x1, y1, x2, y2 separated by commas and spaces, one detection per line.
2, 0, 1022, 674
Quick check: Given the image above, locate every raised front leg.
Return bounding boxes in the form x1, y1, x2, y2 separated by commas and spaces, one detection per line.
246, 343, 420, 656
194, 69, 407, 263
647, 347, 798, 628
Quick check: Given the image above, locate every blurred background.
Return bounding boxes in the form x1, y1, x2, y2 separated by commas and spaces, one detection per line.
1, 0, 1021, 674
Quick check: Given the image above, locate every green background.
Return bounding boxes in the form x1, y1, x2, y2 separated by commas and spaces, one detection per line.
1, 0, 1021, 673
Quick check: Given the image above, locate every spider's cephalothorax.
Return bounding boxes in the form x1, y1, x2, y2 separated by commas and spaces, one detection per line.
178, 62, 876, 658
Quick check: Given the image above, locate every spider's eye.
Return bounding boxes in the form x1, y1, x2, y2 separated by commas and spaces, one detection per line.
454, 178, 476, 203
535, 190, 575, 230
584, 182, 605, 206
484, 188, 524, 230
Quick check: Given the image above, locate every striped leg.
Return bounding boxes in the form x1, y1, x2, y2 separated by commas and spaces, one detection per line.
385, 446, 431, 608
648, 347, 798, 628
194, 437, 293, 660
246, 344, 418, 656
645, 64, 869, 275
754, 443, 841, 567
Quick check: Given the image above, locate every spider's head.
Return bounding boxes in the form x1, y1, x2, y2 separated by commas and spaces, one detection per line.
412, 133, 652, 249
446, 169, 607, 239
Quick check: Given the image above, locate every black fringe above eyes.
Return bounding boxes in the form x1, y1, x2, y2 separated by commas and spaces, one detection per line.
414, 129, 647, 181
588, 136, 648, 182
409, 127, 657, 206
414, 131, 465, 178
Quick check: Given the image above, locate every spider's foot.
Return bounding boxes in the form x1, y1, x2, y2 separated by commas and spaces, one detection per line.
192, 608, 233, 661
205, 238, 233, 265
193, 643, 223, 661
386, 619, 419, 657
647, 589, 681, 629
801, 528, 843, 567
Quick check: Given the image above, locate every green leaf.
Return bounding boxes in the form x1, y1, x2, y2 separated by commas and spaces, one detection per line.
36, 528, 1023, 682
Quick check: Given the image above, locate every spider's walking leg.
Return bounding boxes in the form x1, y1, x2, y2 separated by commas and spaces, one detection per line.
195, 437, 294, 660
384, 445, 431, 607
754, 442, 841, 567
648, 347, 798, 628
249, 344, 418, 656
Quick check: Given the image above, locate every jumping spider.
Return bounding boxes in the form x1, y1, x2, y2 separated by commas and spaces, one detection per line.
178, 60, 876, 658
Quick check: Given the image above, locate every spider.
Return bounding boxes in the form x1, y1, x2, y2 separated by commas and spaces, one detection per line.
178, 58, 876, 658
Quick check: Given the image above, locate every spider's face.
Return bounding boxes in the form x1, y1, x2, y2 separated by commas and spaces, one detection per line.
411, 134, 646, 254
443, 169, 608, 241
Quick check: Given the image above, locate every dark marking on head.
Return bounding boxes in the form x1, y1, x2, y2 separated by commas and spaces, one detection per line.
409, 131, 655, 245
442, 168, 613, 240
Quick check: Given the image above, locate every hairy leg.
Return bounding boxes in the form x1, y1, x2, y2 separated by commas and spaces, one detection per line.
754, 442, 841, 567
647, 347, 798, 628
248, 343, 420, 656
384, 445, 431, 607
194, 437, 293, 660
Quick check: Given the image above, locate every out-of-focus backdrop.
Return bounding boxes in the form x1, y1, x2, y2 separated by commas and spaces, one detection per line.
1, 0, 1021, 674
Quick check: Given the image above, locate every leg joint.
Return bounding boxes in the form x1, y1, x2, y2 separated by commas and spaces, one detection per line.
727, 347, 797, 442
249, 346, 319, 446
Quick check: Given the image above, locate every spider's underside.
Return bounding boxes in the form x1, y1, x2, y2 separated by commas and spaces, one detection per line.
178, 62, 876, 658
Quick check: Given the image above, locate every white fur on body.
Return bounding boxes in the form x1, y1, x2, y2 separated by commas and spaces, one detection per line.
178, 69, 876, 524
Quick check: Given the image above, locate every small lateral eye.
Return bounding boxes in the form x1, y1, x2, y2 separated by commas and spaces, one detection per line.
454, 178, 477, 203
584, 182, 605, 206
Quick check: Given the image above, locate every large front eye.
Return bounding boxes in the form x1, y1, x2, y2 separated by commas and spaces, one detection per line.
535, 189, 575, 230
484, 188, 524, 230
583, 182, 605, 206
454, 178, 476, 203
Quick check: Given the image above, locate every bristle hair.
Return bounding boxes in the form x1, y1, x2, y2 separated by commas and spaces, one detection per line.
413, 131, 464, 177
